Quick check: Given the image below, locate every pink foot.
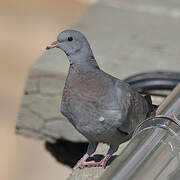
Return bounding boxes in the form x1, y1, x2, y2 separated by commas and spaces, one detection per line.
73, 160, 98, 169
92, 158, 109, 168
73, 153, 90, 169
73, 155, 111, 169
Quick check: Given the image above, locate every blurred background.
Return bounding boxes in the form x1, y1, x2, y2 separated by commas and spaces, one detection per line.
0, 0, 94, 179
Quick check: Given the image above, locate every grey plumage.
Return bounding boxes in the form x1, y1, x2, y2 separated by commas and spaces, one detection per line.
47, 30, 153, 169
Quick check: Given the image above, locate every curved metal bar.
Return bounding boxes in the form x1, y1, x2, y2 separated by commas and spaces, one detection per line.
133, 115, 180, 137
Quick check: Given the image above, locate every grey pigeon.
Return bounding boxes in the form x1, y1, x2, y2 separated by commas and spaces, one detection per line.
46, 30, 153, 169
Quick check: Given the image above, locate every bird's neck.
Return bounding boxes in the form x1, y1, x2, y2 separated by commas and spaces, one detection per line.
68, 56, 100, 74
67, 51, 100, 72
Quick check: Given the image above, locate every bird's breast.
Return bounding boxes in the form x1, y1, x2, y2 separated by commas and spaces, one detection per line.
60, 73, 122, 141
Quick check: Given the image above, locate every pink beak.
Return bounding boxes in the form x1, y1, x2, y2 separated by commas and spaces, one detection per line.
46, 41, 59, 50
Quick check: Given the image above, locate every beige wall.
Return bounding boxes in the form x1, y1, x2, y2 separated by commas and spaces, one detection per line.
0, 0, 89, 179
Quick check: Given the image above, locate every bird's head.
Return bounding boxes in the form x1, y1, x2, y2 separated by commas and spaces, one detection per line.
46, 30, 93, 58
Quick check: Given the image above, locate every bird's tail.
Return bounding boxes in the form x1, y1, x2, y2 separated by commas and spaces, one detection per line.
144, 94, 158, 117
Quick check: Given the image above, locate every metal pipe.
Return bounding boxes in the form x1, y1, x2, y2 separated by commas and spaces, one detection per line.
101, 84, 180, 180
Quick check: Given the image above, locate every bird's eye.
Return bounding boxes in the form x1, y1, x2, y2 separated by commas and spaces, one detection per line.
68, 37, 73, 41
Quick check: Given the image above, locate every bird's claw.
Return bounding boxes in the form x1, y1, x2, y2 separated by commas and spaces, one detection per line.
73, 160, 86, 169
93, 159, 108, 169
73, 160, 97, 169
73, 159, 108, 169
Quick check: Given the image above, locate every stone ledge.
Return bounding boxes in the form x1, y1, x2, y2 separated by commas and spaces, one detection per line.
67, 142, 129, 180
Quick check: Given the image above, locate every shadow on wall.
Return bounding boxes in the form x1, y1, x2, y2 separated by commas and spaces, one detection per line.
45, 139, 118, 168
45, 139, 88, 168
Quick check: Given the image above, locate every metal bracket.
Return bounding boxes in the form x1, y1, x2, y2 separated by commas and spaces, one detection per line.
133, 115, 180, 137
